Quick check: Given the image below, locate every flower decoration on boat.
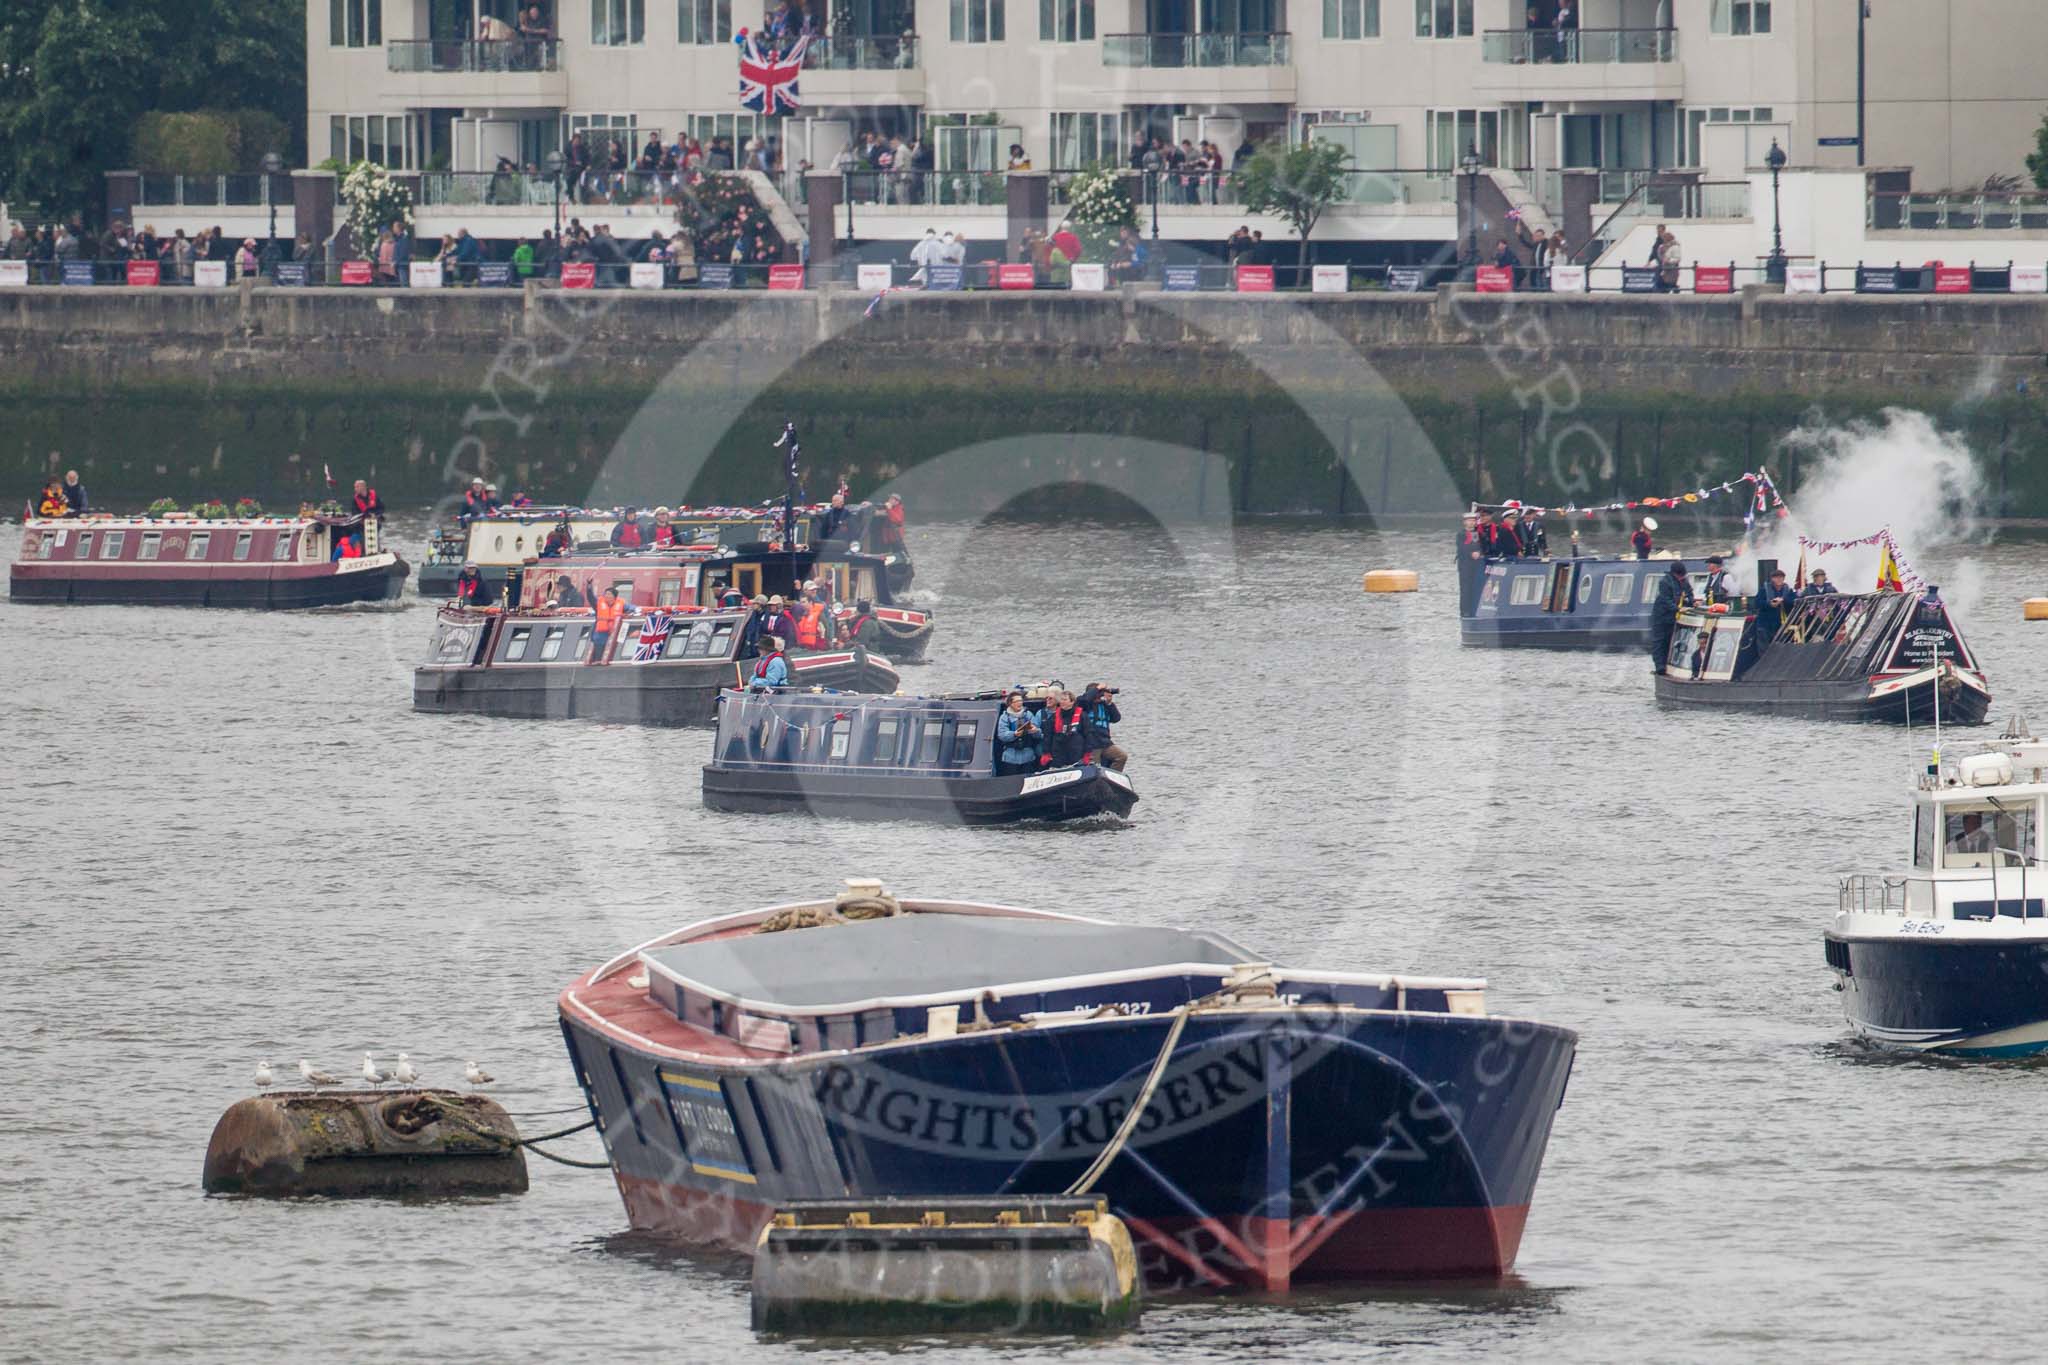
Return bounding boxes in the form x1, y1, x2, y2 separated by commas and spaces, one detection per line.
146, 497, 181, 517
191, 499, 231, 519
233, 498, 264, 518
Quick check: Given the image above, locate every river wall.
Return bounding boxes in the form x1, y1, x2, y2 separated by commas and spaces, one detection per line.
3, 283, 2046, 516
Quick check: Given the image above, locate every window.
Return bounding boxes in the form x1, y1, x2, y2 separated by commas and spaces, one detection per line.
505, 625, 534, 661
1942, 803, 2036, 869
657, 579, 682, 607
1601, 574, 1634, 604
1642, 575, 1664, 604
610, 579, 635, 603
188, 532, 211, 560
1414, 0, 1471, 38
827, 723, 851, 760
1710, 0, 1770, 35
950, 0, 1005, 42
592, 0, 647, 44
917, 721, 947, 765
330, 0, 382, 47
1426, 109, 1499, 170
1683, 107, 1776, 166
273, 533, 294, 561
75, 533, 93, 560
540, 625, 568, 661
1323, 0, 1378, 39
1509, 575, 1544, 606
329, 114, 417, 170
33, 534, 52, 560
869, 717, 903, 764
950, 720, 979, 765
100, 531, 124, 559
233, 531, 253, 562
677, 0, 733, 43
138, 532, 162, 561
681, 113, 782, 152
1039, 0, 1093, 41
1577, 574, 1593, 604
1051, 112, 1125, 169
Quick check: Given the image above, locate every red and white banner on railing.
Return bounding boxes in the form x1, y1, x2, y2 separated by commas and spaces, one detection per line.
1934, 265, 1973, 294
996, 262, 1035, 290
1234, 264, 1274, 292
1693, 265, 1733, 294
126, 260, 160, 287
768, 263, 806, 290
340, 260, 373, 285
560, 262, 596, 289
1798, 526, 1925, 591
1474, 265, 1514, 293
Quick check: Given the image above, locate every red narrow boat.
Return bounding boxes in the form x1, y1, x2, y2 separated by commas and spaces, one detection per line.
11, 513, 407, 607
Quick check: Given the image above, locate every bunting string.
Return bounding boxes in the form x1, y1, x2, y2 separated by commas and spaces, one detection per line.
1475, 469, 1788, 530
1797, 526, 1927, 592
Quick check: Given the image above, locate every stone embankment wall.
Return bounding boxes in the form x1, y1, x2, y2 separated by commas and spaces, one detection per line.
3, 284, 2044, 514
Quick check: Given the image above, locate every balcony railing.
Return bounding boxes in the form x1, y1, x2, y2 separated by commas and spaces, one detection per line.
1102, 31, 1292, 68
1869, 190, 2048, 231
387, 38, 561, 73
1046, 168, 1451, 210
136, 174, 279, 207
1480, 27, 1676, 63
801, 34, 919, 70
420, 172, 563, 207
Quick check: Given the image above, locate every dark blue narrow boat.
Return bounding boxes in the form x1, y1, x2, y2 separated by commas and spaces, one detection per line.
1459, 554, 1707, 651
558, 885, 1578, 1290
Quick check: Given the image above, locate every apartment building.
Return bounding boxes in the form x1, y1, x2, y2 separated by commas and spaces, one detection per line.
308, 0, 2048, 202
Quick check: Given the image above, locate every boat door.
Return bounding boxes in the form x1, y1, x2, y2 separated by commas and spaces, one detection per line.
1543, 562, 1577, 613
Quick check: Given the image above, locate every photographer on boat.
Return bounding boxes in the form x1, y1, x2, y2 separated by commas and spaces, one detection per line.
1080, 684, 1127, 771
996, 692, 1044, 775
1043, 690, 1088, 769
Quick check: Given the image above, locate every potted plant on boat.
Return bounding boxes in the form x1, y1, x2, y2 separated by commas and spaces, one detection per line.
233, 498, 264, 518
191, 498, 231, 520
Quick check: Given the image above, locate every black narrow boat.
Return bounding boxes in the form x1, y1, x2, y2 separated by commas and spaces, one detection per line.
703, 690, 1137, 823
1460, 554, 1707, 651
1655, 587, 1990, 724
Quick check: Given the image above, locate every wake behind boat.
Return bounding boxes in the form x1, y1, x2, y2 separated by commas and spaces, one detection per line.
558, 883, 1578, 1290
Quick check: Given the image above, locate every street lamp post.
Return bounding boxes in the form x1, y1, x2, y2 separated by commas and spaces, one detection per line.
1460, 143, 1482, 278
845, 168, 856, 247
261, 151, 284, 272
1765, 139, 1788, 285
1150, 168, 1160, 241
543, 149, 564, 242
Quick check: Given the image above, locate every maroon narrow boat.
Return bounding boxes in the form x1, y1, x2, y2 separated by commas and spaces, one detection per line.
12, 513, 408, 607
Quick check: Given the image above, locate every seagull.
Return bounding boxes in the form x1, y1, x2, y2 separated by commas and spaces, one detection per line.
464, 1061, 494, 1087
362, 1052, 392, 1086
254, 1060, 274, 1089
299, 1059, 340, 1087
394, 1053, 420, 1086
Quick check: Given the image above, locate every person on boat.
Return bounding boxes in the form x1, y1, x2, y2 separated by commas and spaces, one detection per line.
873, 493, 907, 555
749, 634, 790, 689
61, 470, 89, 515
794, 589, 831, 650
611, 509, 645, 549
509, 491, 533, 509
1492, 509, 1525, 559
590, 587, 626, 661
815, 490, 852, 544
1043, 690, 1088, 768
995, 692, 1044, 776
1456, 512, 1488, 616
1802, 568, 1839, 597
1520, 509, 1549, 558
650, 507, 678, 547
741, 594, 771, 655
1080, 684, 1126, 771
842, 598, 878, 648
461, 478, 493, 522
552, 574, 584, 607
453, 562, 493, 606
36, 479, 69, 517
351, 479, 385, 520
335, 532, 364, 560
766, 595, 800, 652
1630, 517, 1656, 559
1648, 560, 1694, 673
1702, 555, 1734, 607
482, 483, 503, 513
540, 519, 572, 558
1755, 567, 1797, 640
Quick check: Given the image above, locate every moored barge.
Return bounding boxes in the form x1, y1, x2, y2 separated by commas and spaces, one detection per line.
558, 883, 1578, 1290
11, 512, 407, 607
703, 690, 1137, 823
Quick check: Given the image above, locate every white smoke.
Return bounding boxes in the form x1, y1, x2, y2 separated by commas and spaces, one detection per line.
1745, 408, 1988, 616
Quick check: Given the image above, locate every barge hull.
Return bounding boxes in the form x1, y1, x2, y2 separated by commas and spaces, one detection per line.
700, 765, 1136, 823
10, 558, 408, 608
1654, 675, 1990, 725
1829, 935, 2048, 1055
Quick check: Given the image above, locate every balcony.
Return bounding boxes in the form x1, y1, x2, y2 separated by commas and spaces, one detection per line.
383, 38, 566, 106
796, 34, 924, 102
1099, 31, 1294, 101
1474, 27, 1681, 101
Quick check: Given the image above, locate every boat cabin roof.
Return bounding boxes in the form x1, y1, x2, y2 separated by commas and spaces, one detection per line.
641, 913, 1258, 1014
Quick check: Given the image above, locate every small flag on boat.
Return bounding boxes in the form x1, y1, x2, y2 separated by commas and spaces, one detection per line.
633, 612, 674, 662
1877, 542, 1904, 593
1793, 546, 1807, 589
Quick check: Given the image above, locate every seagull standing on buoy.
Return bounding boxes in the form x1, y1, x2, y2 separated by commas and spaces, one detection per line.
464, 1061, 494, 1087
362, 1052, 392, 1086
299, 1059, 341, 1087
394, 1054, 420, 1086
254, 1060, 274, 1089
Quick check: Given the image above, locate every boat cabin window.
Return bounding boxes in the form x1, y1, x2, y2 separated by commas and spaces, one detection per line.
868, 716, 904, 764
951, 721, 980, 765
100, 531, 125, 559
1601, 573, 1634, 604
539, 625, 569, 661
188, 532, 211, 560
1479, 577, 1500, 607
1578, 574, 1593, 604
1942, 802, 2036, 870
272, 533, 294, 562
233, 531, 253, 562
734, 566, 762, 599
138, 532, 162, 561
1641, 575, 1662, 604
610, 580, 634, 604
917, 719, 946, 765
827, 720, 851, 760
74, 532, 93, 559
1509, 575, 1544, 606
503, 625, 534, 661
656, 578, 682, 607
32, 533, 52, 559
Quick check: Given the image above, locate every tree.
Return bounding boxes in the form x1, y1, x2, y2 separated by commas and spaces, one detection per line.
2029, 111, 2048, 190
1238, 139, 1353, 268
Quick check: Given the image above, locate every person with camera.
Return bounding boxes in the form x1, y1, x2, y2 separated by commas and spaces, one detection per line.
995, 692, 1045, 776
1080, 683, 1126, 771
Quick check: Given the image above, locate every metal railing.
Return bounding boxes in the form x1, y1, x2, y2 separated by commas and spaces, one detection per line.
1479, 26, 1676, 63
801, 34, 919, 69
1868, 190, 2048, 231
135, 174, 279, 207
1838, 874, 1908, 916
421, 171, 566, 207
841, 169, 1004, 207
1044, 168, 1452, 211
387, 38, 562, 73
1102, 30, 1292, 67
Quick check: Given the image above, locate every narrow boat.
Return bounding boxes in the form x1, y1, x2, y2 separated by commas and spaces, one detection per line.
1827, 728, 2048, 1055
1654, 586, 1990, 724
419, 506, 618, 596
557, 883, 1578, 1290
415, 604, 899, 725
11, 512, 407, 607
1460, 554, 1707, 651
703, 690, 1137, 823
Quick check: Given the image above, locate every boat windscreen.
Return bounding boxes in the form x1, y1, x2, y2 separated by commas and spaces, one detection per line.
643, 913, 1258, 1011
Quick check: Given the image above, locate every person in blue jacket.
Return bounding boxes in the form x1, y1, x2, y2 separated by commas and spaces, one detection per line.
1754, 566, 1798, 641
995, 692, 1044, 776
749, 635, 789, 689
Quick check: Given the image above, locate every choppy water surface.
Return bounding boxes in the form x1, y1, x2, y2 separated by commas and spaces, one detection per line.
6, 513, 2048, 1363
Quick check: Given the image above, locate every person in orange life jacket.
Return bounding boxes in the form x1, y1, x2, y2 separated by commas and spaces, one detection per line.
794, 586, 830, 649
590, 587, 626, 661
452, 561, 493, 605
750, 634, 790, 689
336, 533, 364, 560
1630, 516, 1656, 559
610, 509, 645, 548
1080, 684, 1126, 771
351, 479, 385, 519
1042, 690, 1087, 768
874, 493, 906, 552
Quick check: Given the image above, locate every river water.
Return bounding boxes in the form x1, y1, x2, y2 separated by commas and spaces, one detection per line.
6, 512, 2047, 1363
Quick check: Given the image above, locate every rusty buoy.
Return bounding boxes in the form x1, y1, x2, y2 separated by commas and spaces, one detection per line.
202, 1089, 529, 1197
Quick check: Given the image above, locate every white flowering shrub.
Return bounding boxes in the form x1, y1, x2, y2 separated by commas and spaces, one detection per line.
339, 161, 414, 251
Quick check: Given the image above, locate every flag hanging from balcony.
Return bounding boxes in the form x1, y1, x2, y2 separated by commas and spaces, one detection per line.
736, 29, 809, 115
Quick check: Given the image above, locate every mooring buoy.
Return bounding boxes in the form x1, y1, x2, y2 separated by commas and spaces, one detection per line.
2024, 598, 2048, 621
1362, 569, 1420, 593
202, 1089, 528, 1197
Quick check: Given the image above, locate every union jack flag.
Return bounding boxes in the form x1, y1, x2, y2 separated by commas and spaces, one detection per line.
633, 612, 674, 662
736, 29, 808, 115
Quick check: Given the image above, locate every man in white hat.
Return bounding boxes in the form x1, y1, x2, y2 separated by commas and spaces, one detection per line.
1631, 516, 1658, 559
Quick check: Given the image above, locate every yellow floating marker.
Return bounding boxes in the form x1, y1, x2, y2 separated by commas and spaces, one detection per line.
2024, 598, 2048, 621
1362, 569, 1421, 593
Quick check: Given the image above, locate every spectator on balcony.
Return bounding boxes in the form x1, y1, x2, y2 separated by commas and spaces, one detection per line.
519, 4, 551, 40
168, 229, 193, 283
1233, 138, 1256, 175
894, 28, 917, 67
1129, 129, 1150, 170
1553, 1, 1577, 61
1007, 143, 1032, 171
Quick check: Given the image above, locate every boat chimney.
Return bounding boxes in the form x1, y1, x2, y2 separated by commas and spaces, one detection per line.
1756, 557, 1777, 599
